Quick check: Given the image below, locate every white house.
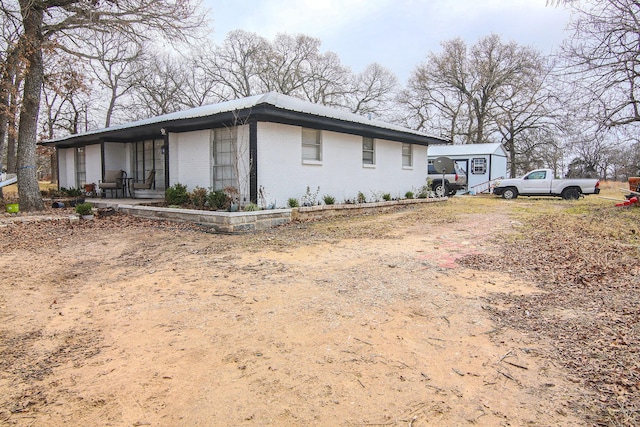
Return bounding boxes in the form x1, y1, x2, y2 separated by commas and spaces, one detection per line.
45, 92, 449, 207
427, 143, 508, 194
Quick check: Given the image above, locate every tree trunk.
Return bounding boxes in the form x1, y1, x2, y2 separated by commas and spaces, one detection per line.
6, 73, 20, 174
50, 149, 58, 184
17, 2, 45, 211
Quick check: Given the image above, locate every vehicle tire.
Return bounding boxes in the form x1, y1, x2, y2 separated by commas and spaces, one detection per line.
447, 188, 457, 196
432, 181, 448, 197
562, 187, 580, 200
502, 187, 518, 199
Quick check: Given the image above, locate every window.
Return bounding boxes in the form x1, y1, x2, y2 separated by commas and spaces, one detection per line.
302, 128, 322, 161
402, 143, 412, 167
133, 139, 164, 190
362, 137, 375, 165
75, 147, 86, 188
472, 158, 487, 174
212, 127, 237, 190
525, 170, 546, 180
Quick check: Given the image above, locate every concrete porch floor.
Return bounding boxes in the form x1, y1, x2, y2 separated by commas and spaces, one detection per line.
86, 198, 165, 209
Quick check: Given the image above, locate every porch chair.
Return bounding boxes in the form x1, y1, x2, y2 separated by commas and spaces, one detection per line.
131, 169, 155, 198
99, 170, 126, 198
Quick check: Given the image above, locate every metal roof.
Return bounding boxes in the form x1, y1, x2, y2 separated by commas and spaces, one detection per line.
427, 143, 507, 157
44, 92, 449, 147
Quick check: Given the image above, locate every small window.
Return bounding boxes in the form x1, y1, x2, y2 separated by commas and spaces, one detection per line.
363, 137, 375, 165
402, 143, 413, 167
302, 128, 322, 161
75, 147, 86, 187
472, 158, 487, 174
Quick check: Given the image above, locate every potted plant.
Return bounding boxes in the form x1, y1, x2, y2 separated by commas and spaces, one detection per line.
4, 195, 19, 213
75, 202, 94, 220
223, 186, 240, 212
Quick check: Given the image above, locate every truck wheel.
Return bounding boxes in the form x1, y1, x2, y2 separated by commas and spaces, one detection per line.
502, 187, 518, 199
562, 187, 580, 200
432, 182, 448, 197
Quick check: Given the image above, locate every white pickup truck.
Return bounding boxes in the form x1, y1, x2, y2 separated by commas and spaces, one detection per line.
493, 169, 600, 200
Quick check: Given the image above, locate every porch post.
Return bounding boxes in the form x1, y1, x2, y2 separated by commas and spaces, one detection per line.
100, 139, 105, 180
249, 119, 258, 204
163, 132, 170, 189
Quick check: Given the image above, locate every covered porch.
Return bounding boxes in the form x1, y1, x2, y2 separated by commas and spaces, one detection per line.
57, 138, 168, 199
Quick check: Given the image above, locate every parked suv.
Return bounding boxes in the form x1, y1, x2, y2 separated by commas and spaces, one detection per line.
427, 163, 468, 196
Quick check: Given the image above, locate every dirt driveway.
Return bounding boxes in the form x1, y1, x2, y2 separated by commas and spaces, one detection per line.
0, 199, 588, 426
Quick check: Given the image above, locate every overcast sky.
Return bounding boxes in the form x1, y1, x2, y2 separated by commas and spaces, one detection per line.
203, 0, 573, 83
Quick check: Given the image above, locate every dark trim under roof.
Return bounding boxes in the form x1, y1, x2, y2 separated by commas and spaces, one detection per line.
43, 99, 449, 148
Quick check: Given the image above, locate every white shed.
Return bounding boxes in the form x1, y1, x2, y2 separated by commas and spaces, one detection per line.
427, 143, 508, 194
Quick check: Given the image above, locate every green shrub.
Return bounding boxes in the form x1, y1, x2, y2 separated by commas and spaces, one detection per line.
207, 189, 229, 210
287, 197, 299, 208
300, 185, 320, 206
417, 185, 430, 199
55, 187, 82, 197
323, 195, 335, 205
357, 191, 366, 204
405, 191, 414, 199
74, 202, 93, 215
243, 203, 259, 211
165, 183, 189, 205
382, 193, 391, 201
189, 186, 208, 209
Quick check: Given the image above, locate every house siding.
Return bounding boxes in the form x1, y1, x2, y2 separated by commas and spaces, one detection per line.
58, 148, 75, 188
169, 130, 211, 191
257, 122, 428, 206
85, 144, 102, 186
167, 125, 251, 201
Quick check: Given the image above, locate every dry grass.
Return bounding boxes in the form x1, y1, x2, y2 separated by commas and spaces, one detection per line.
459, 191, 640, 427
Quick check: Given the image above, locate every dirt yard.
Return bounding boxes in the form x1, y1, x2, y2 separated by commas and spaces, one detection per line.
0, 196, 638, 426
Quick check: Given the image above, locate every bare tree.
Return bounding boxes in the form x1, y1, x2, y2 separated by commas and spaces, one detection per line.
0, 9, 22, 178
41, 53, 90, 138
399, 54, 468, 141
6, 0, 206, 211
346, 63, 397, 118
200, 30, 270, 100
399, 35, 545, 152
260, 33, 320, 95
493, 55, 558, 176
300, 51, 351, 107
559, 0, 640, 129
81, 32, 145, 128
130, 53, 191, 118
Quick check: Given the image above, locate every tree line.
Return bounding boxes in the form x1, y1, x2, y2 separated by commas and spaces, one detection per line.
1, 0, 639, 211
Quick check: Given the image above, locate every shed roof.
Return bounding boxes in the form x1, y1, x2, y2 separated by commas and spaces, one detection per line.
427, 143, 507, 157
44, 92, 449, 148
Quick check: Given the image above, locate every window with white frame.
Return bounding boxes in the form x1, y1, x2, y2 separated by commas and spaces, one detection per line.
75, 147, 86, 188
472, 157, 487, 174
211, 127, 238, 190
302, 128, 322, 161
402, 143, 413, 167
362, 137, 375, 165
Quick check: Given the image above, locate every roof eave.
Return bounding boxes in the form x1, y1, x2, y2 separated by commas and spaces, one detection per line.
42, 103, 449, 148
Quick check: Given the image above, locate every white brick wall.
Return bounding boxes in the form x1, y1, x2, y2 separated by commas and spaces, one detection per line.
85, 144, 102, 186
59, 123, 429, 205
58, 148, 75, 188
168, 125, 251, 198
257, 122, 428, 207
169, 130, 211, 190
